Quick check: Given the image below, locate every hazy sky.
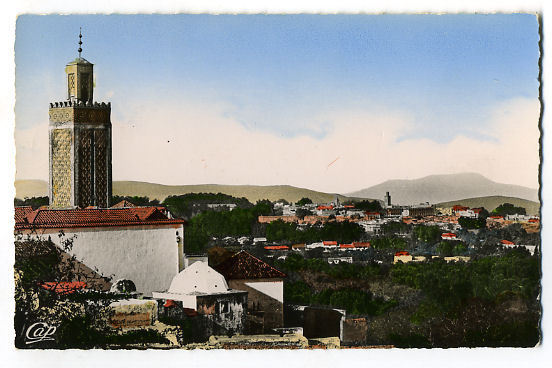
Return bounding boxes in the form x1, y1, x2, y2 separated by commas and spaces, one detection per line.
14, 14, 541, 193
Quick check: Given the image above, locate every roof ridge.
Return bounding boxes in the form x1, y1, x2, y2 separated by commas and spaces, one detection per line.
234, 250, 286, 277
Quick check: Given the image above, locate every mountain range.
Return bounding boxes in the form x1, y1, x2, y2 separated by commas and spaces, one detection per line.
347, 173, 538, 205
14, 180, 356, 204
15, 173, 539, 214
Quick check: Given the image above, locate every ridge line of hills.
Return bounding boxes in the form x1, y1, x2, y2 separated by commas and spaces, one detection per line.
15, 173, 539, 215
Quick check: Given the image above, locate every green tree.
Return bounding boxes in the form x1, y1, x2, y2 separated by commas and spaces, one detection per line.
492, 203, 527, 216
413, 225, 442, 243
353, 200, 383, 212
296, 197, 313, 206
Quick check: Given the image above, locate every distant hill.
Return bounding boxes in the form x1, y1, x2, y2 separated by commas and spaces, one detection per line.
348, 173, 538, 205
14, 179, 48, 199
437, 196, 540, 216
15, 179, 364, 204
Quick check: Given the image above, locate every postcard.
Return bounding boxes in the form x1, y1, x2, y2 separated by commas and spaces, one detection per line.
12, 13, 542, 350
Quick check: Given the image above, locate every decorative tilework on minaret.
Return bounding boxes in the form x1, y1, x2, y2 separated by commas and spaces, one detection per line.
48, 30, 112, 208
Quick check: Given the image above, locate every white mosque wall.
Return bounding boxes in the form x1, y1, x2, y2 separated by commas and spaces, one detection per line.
34, 224, 184, 296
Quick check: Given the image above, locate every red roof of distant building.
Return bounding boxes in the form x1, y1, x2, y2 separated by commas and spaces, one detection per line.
501, 239, 515, 245
340, 244, 354, 248
317, 205, 334, 210
353, 242, 371, 248
490, 215, 504, 219
453, 205, 469, 211
215, 250, 286, 279
441, 233, 457, 238
365, 212, 381, 216
264, 245, 289, 250
41, 281, 86, 294
529, 218, 540, 223
395, 251, 410, 256
14, 206, 186, 230
323, 241, 338, 246
343, 205, 355, 209
472, 208, 483, 213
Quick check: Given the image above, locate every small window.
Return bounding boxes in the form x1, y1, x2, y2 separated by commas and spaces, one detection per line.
218, 301, 230, 314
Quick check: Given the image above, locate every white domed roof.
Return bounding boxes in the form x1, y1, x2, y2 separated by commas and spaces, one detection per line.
168, 261, 229, 294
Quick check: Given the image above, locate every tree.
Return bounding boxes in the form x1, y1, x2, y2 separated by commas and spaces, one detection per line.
413, 225, 442, 243
353, 200, 382, 212
296, 197, 313, 206
492, 203, 527, 216
295, 208, 313, 219
458, 216, 486, 230
14, 196, 49, 209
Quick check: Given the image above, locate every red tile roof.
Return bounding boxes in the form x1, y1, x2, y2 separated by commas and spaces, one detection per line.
441, 233, 457, 238
317, 205, 334, 210
14, 206, 186, 230
395, 251, 410, 256
323, 241, 337, 246
215, 250, 286, 279
264, 245, 289, 250
501, 239, 515, 245
353, 242, 371, 248
41, 281, 87, 294
339, 244, 354, 248
15, 206, 33, 223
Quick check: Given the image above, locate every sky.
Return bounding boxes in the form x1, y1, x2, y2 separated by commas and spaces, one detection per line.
14, 14, 541, 193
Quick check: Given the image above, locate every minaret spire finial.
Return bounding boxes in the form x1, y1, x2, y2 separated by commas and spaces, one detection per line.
78, 27, 83, 58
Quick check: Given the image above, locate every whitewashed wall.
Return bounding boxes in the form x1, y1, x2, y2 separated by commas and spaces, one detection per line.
38, 224, 183, 296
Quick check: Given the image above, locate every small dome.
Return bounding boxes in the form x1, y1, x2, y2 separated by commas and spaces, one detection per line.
110, 279, 137, 294
168, 261, 229, 294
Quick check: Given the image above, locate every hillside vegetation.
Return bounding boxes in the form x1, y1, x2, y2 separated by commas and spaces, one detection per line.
437, 196, 539, 216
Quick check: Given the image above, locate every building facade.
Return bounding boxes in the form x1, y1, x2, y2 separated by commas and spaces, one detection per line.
215, 251, 286, 333
15, 206, 185, 296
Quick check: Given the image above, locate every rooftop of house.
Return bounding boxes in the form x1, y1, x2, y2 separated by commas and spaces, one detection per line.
214, 250, 286, 280
14, 206, 185, 230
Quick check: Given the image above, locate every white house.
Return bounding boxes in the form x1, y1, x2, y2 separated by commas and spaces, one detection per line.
15, 205, 186, 296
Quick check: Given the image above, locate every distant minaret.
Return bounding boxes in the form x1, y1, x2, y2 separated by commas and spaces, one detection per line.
384, 192, 392, 208
48, 29, 112, 208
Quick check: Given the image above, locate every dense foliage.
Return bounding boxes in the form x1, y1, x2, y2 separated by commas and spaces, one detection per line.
413, 225, 442, 243
458, 216, 487, 229
163, 193, 252, 219
276, 254, 384, 280
370, 237, 407, 250
265, 219, 364, 244
285, 281, 396, 316
14, 196, 49, 209
492, 203, 527, 216
296, 197, 313, 206
279, 249, 540, 347
380, 221, 410, 236
184, 200, 272, 253
352, 200, 382, 212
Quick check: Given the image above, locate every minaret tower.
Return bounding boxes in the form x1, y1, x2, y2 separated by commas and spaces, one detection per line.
48, 29, 112, 208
